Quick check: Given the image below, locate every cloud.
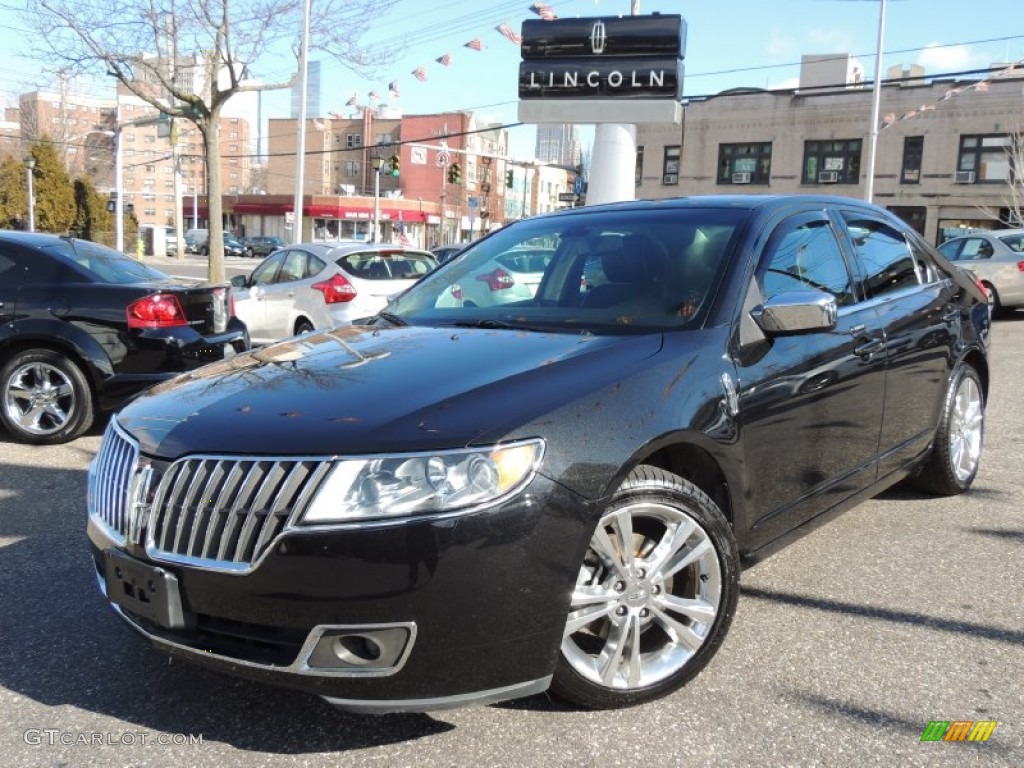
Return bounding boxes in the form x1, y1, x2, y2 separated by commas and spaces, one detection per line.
915, 43, 986, 74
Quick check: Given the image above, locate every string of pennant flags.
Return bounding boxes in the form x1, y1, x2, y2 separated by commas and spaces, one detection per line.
330, 3, 557, 116
880, 56, 1024, 130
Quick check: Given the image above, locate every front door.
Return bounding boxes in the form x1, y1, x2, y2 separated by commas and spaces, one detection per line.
734, 212, 888, 549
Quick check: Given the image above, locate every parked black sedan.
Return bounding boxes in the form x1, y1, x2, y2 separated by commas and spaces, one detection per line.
87, 196, 989, 713
0, 232, 249, 444
241, 235, 287, 259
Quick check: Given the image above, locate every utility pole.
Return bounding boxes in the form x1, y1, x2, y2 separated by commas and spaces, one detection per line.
291, 0, 312, 244
168, 14, 184, 258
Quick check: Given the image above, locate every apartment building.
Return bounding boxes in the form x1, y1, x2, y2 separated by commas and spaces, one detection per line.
635, 58, 1024, 244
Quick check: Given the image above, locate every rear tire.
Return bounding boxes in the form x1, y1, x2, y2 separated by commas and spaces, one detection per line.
982, 282, 1003, 317
0, 349, 94, 445
911, 364, 984, 495
294, 319, 314, 335
551, 465, 739, 709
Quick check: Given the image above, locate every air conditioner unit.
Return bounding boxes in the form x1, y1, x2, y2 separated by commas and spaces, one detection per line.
953, 170, 976, 184
818, 171, 840, 183
663, 173, 679, 185
732, 172, 752, 184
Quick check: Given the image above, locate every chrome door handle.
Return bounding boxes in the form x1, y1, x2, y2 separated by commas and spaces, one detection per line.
854, 339, 884, 357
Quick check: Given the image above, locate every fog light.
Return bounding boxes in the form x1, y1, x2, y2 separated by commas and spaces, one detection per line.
304, 624, 414, 674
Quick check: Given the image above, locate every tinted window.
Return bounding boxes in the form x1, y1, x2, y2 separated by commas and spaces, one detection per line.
336, 250, 436, 280
951, 238, 995, 260
40, 240, 168, 284
936, 240, 963, 260
307, 254, 327, 277
758, 219, 853, 306
842, 216, 921, 298
387, 208, 746, 333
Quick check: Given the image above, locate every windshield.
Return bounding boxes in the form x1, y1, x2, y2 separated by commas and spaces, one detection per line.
386, 207, 746, 333
42, 239, 170, 284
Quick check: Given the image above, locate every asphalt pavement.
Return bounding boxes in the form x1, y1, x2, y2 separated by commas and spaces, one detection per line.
0, 316, 1021, 767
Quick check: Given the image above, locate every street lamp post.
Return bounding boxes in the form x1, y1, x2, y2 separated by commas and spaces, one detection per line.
23, 156, 35, 232
371, 153, 383, 242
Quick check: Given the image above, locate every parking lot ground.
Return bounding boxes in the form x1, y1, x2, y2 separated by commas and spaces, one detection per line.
0, 317, 1021, 767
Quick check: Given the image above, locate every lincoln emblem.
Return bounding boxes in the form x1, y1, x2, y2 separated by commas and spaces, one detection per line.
590, 20, 607, 54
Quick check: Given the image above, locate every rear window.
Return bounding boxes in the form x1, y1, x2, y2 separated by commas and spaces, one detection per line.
41, 240, 169, 284
997, 234, 1024, 253
335, 250, 437, 280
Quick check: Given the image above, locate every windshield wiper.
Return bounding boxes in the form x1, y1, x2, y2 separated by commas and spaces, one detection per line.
449, 318, 555, 332
374, 311, 407, 326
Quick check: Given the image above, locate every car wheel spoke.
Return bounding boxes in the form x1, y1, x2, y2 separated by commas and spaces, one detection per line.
660, 537, 713, 581
590, 524, 629, 577
597, 616, 628, 686
18, 404, 46, 429
6, 382, 33, 402
564, 603, 614, 637
611, 508, 635, 571
44, 403, 68, 425
650, 605, 705, 652
654, 593, 717, 624
570, 584, 615, 609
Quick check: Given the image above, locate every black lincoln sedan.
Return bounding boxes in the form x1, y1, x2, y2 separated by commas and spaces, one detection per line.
0, 232, 249, 444
87, 196, 990, 713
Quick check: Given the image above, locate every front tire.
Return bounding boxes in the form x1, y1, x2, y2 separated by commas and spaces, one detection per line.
0, 349, 95, 445
551, 466, 739, 709
911, 364, 984, 495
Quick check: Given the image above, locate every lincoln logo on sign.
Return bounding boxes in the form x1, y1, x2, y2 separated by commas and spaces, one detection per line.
518, 14, 685, 101
590, 21, 607, 54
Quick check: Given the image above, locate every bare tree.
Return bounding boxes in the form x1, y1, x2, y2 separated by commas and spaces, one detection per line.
19, 0, 394, 281
975, 125, 1024, 228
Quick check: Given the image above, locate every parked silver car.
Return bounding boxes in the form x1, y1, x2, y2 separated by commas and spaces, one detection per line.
231, 242, 437, 344
937, 229, 1024, 314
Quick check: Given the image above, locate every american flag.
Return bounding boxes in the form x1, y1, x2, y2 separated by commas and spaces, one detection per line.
496, 21, 522, 46
412, 67, 428, 81
396, 212, 411, 246
530, 3, 557, 20
436, 53, 452, 67
345, 92, 358, 106
974, 80, 990, 92
388, 80, 399, 97
941, 87, 962, 101
465, 38, 483, 51
368, 90, 381, 101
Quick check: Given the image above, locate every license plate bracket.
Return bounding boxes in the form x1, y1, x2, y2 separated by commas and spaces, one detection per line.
103, 549, 188, 630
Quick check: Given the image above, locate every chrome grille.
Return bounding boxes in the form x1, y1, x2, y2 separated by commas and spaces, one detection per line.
88, 419, 140, 543
148, 456, 333, 569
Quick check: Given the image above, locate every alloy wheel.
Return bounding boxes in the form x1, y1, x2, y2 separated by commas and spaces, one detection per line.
3, 362, 76, 436
950, 375, 983, 483
561, 501, 722, 690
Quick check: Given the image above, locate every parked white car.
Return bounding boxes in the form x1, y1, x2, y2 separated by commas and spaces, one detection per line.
231, 243, 437, 344
937, 229, 1024, 314
444, 247, 553, 308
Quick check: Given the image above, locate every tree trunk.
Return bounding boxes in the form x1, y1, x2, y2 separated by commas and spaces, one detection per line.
203, 114, 225, 284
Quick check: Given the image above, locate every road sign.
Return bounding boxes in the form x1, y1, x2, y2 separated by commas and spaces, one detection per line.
285, 211, 294, 223
573, 176, 584, 195
467, 196, 479, 209
436, 151, 451, 167
558, 192, 577, 202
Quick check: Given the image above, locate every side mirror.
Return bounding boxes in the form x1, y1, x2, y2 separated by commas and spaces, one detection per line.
230, 274, 248, 289
751, 291, 837, 335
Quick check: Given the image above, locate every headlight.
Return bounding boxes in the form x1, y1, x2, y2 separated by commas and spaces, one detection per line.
300, 439, 544, 525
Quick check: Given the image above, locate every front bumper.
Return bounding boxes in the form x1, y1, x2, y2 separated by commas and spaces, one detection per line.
88, 474, 592, 712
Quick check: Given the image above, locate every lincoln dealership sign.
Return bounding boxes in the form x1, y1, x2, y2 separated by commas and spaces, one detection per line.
518, 15, 685, 101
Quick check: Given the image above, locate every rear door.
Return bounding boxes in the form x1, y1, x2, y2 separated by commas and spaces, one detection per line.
839, 210, 958, 477
734, 210, 888, 547
261, 249, 314, 338
236, 251, 286, 343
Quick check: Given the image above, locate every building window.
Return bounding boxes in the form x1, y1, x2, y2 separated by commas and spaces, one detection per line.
803, 139, 862, 184
718, 142, 772, 185
344, 160, 360, 177
635, 146, 644, 187
957, 134, 1011, 183
229, 131, 239, 139
662, 145, 680, 185
900, 136, 923, 184
376, 133, 392, 146
346, 133, 362, 148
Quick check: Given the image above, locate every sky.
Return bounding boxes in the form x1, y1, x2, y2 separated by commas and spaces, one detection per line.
1, 0, 1022, 161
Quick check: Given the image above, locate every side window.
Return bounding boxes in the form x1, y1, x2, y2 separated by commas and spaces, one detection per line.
936, 240, 963, 260
0, 253, 18, 283
306, 254, 327, 278
842, 216, 921, 298
757, 218, 854, 306
280, 250, 308, 283
1001, 235, 1024, 253
251, 251, 286, 286
963, 238, 994, 259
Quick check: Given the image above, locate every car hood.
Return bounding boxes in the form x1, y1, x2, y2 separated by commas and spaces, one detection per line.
117, 324, 664, 458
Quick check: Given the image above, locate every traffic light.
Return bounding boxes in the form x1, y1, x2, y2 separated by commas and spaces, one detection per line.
448, 163, 461, 184
389, 154, 400, 177
505, 169, 514, 188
